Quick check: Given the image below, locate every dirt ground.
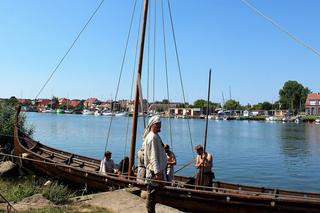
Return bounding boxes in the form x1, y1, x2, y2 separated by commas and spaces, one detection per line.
0, 188, 183, 213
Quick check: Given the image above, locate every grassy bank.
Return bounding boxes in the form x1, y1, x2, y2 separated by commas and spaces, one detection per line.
0, 176, 74, 204
0, 176, 112, 212
17, 205, 110, 213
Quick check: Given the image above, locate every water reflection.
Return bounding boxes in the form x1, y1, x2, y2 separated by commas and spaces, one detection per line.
278, 123, 310, 158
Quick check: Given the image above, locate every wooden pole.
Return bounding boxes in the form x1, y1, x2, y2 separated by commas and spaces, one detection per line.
200, 69, 211, 185
128, 0, 149, 177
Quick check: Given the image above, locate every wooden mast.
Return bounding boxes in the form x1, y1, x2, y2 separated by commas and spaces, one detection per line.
200, 69, 211, 185
128, 0, 149, 177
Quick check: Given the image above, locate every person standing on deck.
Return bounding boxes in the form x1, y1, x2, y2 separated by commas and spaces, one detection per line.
99, 151, 117, 174
164, 144, 176, 181
143, 115, 167, 213
195, 144, 214, 187
144, 115, 167, 181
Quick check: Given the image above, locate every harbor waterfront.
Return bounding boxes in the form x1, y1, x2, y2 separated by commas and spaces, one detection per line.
25, 112, 320, 193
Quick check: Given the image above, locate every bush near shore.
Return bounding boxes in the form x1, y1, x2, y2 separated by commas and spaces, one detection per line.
0, 176, 75, 204
0, 175, 112, 212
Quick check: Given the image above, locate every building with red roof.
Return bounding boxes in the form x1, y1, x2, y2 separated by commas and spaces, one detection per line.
84, 98, 100, 108
305, 93, 320, 115
18, 98, 31, 105
35, 99, 51, 111
58, 98, 69, 105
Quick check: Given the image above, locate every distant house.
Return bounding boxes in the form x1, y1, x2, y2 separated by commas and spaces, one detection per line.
251, 110, 268, 116
69, 100, 81, 108
128, 99, 148, 113
18, 98, 31, 105
149, 102, 177, 113
35, 99, 51, 111
58, 98, 69, 105
272, 110, 287, 117
243, 110, 250, 117
84, 98, 100, 108
169, 107, 202, 118
305, 93, 320, 115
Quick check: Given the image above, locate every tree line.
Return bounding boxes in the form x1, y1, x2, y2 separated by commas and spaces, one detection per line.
192, 80, 310, 114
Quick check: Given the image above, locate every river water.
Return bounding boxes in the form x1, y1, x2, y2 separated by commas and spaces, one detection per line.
25, 112, 320, 192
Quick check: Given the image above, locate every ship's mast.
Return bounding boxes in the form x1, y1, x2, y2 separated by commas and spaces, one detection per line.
128, 0, 149, 177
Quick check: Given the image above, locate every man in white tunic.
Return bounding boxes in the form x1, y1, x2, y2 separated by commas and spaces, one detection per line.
99, 151, 117, 174
143, 115, 167, 213
144, 115, 167, 182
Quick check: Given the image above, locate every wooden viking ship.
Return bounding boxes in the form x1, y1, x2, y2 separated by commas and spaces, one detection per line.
13, 0, 320, 212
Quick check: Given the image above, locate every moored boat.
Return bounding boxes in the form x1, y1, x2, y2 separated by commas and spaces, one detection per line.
82, 109, 94, 115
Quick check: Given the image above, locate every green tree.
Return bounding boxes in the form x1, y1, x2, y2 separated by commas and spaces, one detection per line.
261, 101, 273, 110
51, 96, 59, 109
243, 103, 252, 110
251, 103, 263, 110
252, 102, 273, 110
193, 99, 221, 108
162, 99, 169, 104
279, 80, 310, 113
223, 99, 242, 110
193, 99, 207, 107
0, 102, 33, 138
6, 96, 19, 106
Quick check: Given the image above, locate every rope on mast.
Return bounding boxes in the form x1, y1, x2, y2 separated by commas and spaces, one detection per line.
167, 0, 195, 160
152, 0, 157, 103
240, 0, 320, 59
122, 0, 144, 168
104, 0, 138, 152
161, 0, 173, 150
34, 0, 105, 100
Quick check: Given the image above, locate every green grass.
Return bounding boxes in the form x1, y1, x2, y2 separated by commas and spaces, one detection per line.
0, 176, 37, 202
42, 182, 75, 204
19, 205, 112, 213
303, 115, 320, 121
0, 176, 74, 204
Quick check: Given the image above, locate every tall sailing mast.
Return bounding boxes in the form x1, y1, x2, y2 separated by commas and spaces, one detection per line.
128, 0, 149, 177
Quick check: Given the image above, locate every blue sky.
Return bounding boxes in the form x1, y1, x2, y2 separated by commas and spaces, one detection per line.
0, 0, 319, 105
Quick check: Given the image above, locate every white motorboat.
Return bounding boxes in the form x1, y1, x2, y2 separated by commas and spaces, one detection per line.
265, 116, 276, 122
115, 112, 128, 117
94, 110, 101, 116
82, 109, 94, 115
42, 109, 56, 113
102, 111, 114, 116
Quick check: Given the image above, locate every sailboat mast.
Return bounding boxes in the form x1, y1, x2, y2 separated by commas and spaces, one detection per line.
128, 0, 149, 177
201, 69, 212, 185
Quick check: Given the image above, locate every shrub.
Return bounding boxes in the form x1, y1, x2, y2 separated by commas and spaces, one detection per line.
0, 102, 33, 137
0, 177, 37, 202
42, 181, 75, 204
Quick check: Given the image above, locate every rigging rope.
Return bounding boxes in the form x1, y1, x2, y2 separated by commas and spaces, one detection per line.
122, 0, 144, 171
146, 1, 151, 104
240, 0, 320, 59
152, 0, 157, 103
167, 0, 195, 160
104, 0, 138, 152
34, 0, 105, 100
161, 0, 173, 150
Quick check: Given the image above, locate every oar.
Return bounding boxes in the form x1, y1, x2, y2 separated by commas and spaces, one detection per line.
174, 160, 194, 174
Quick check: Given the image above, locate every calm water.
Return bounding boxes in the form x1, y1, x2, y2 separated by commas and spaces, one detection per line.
25, 112, 320, 192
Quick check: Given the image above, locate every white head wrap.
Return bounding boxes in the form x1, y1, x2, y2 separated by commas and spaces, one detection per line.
143, 115, 161, 140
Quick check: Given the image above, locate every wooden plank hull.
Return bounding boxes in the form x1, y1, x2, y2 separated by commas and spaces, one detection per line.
13, 126, 320, 212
